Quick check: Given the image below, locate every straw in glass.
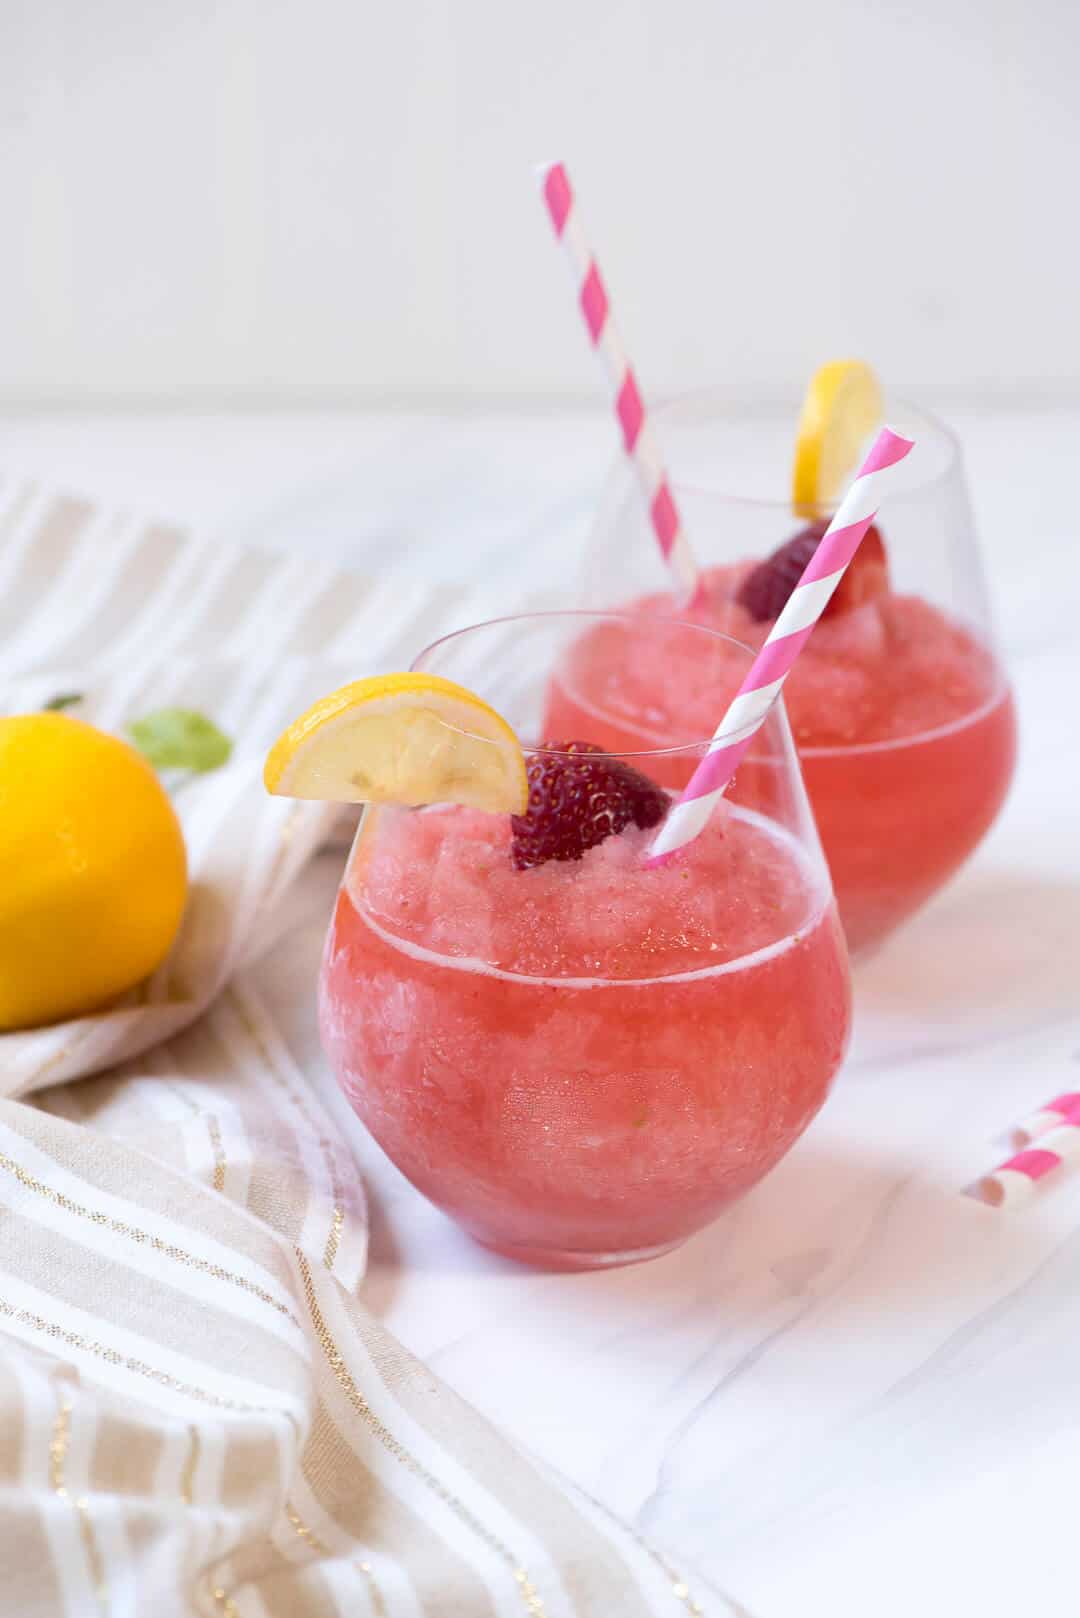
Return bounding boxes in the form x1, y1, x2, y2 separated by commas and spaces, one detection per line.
647, 426, 915, 865
538, 160, 701, 606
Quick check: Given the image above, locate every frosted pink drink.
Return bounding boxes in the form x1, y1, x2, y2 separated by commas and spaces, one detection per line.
545, 572, 1016, 954
318, 613, 852, 1268
321, 796, 849, 1267
579, 393, 1018, 953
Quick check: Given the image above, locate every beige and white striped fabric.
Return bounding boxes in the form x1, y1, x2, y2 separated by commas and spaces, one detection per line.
0, 481, 735, 1617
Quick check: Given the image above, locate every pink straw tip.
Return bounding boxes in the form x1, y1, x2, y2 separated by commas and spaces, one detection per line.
861, 425, 915, 476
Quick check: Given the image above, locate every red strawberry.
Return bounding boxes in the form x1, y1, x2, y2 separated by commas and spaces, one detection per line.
825, 524, 889, 616
737, 522, 825, 622
511, 741, 667, 871
737, 523, 890, 623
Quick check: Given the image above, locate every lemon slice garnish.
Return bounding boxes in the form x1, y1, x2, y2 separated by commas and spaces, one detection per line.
263, 672, 528, 814
792, 360, 884, 516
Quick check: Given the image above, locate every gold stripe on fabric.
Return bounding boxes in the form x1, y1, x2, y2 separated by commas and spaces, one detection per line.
285, 1501, 389, 1618
51, 1382, 109, 1616
2, 1097, 305, 1318
580, 1486, 708, 1618
180, 1427, 199, 1505
3, 1209, 301, 1407
48, 1388, 71, 1495
647, 1548, 705, 1617
227, 988, 338, 1179
162, 1081, 232, 1197
244, 1160, 308, 1249
23, 1034, 85, 1092
0, 1148, 301, 1328
181, 1016, 310, 1250
346, 1284, 664, 1618
358, 1560, 388, 1618
300, 1399, 496, 1615
228, 990, 349, 1274
0, 1358, 25, 1480
2, 1210, 304, 1397
74, 1498, 108, 1618
206, 1115, 228, 1194
296, 1253, 547, 1617
323, 1206, 344, 1273
285, 1502, 330, 1556
0, 1298, 277, 1414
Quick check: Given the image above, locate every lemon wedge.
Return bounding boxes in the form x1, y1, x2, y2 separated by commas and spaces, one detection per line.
264, 673, 529, 814
792, 360, 884, 516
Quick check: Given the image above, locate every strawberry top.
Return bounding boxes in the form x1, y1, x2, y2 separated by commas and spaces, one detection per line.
736, 522, 889, 624
511, 741, 667, 870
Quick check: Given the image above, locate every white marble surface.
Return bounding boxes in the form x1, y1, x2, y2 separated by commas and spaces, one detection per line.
4, 404, 1080, 1617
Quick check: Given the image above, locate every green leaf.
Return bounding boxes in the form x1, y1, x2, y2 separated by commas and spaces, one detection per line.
43, 692, 84, 712
128, 708, 233, 774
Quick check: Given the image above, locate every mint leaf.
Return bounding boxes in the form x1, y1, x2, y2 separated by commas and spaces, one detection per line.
43, 692, 84, 712
128, 709, 232, 773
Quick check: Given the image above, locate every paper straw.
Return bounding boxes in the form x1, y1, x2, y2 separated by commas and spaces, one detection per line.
1011, 1092, 1080, 1146
647, 426, 915, 865
538, 160, 701, 606
968, 1123, 1080, 1209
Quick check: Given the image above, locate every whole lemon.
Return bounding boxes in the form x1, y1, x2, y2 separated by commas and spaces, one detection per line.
0, 713, 188, 1031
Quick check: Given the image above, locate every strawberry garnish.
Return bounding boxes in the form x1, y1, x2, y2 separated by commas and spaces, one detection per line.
826, 524, 889, 616
737, 523, 889, 623
737, 523, 825, 622
511, 741, 667, 871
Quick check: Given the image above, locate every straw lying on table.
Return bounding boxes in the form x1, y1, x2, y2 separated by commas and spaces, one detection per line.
1011, 1091, 1080, 1146
646, 426, 915, 865
969, 1123, 1080, 1209
968, 1091, 1080, 1209
538, 159, 702, 607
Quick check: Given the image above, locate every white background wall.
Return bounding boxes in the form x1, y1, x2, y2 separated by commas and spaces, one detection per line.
2, 0, 1078, 406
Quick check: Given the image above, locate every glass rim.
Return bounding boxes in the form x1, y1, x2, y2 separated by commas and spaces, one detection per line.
648, 388, 962, 507
411, 608, 768, 760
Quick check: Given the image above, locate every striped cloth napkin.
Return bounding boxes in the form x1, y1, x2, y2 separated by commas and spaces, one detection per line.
0, 481, 734, 1618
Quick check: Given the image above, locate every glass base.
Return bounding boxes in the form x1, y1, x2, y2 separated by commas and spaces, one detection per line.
472, 1234, 684, 1272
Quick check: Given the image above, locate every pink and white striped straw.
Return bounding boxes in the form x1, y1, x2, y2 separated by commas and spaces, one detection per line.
1011, 1092, 1080, 1147
647, 426, 915, 865
538, 160, 701, 606
968, 1122, 1080, 1209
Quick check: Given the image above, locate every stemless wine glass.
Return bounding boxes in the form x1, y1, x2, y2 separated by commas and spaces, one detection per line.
581, 393, 1018, 955
319, 612, 851, 1270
